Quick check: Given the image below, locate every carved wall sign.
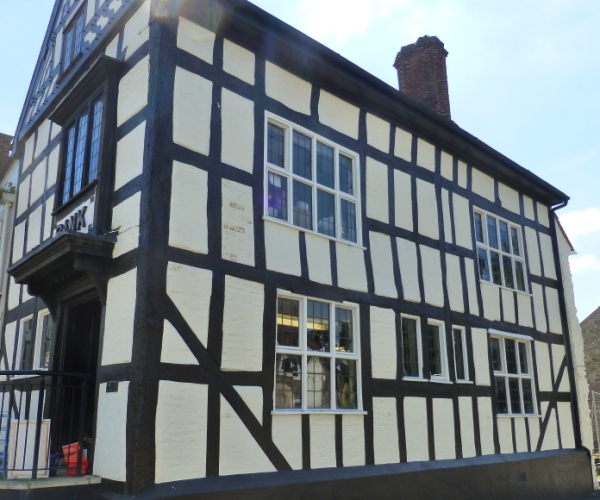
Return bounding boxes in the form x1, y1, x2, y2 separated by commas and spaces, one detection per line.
54, 195, 96, 236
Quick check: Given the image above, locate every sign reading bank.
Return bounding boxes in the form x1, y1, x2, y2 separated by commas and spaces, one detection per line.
55, 195, 95, 235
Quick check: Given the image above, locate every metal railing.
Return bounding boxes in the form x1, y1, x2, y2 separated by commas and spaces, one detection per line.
0, 371, 90, 479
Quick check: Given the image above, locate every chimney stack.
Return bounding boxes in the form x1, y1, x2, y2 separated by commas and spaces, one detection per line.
394, 36, 451, 119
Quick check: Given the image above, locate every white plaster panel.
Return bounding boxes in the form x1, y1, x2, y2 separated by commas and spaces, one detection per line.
342, 415, 365, 466
12, 221, 25, 264
221, 90, 254, 173
366, 157, 389, 223
29, 161, 46, 205
477, 397, 495, 455
440, 152, 453, 180
166, 262, 212, 346
105, 35, 119, 58
535, 341, 553, 392
122, 0, 150, 58
433, 398, 455, 460
453, 194, 472, 249
419, 245, 444, 307
93, 382, 129, 481
34, 120, 51, 159
457, 160, 467, 188
458, 397, 476, 458
43, 195, 53, 240
161, 320, 198, 365
539, 233, 557, 280
219, 393, 275, 475
545, 287, 562, 334
416, 179, 439, 240
498, 183, 520, 214
497, 418, 513, 454
53, 30, 63, 68
501, 288, 515, 324
117, 55, 149, 126
47, 145, 59, 188
404, 397, 428, 462
396, 238, 421, 302
537, 202, 550, 227
318, 91, 359, 139
272, 415, 302, 470
370, 232, 397, 298
221, 276, 263, 371
177, 17, 215, 63
265, 62, 311, 115
26, 205, 42, 254
264, 221, 301, 276
481, 282, 501, 321
523, 196, 535, 221
22, 285, 32, 303
310, 415, 336, 469
532, 283, 547, 333
442, 189, 452, 243
115, 121, 145, 190
16, 176, 30, 217
529, 418, 540, 451
514, 417, 528, 452
394, 169, 412, 231
540, 402, 559, 450
394, 128, 412, 161
552, 344, 569, 392
86, 0, 95, 22
472, 169, 495, 202
525, 227, 542, 276
557, 402, 575, 449
7, 278, 20, 311
222, 179, 255, 266
102, 269, 136, 365
2, 322, 16, 370
23, 136, 35, 169
155, 382, 207, 483
517, 293, 534, 328
370, 306, 397, 380
170, 161, 208, 254
173, 67, 212, 155
472, 328, 491, 386
305, 232, 331, 285
446, 253, 464, 313
336, 242, 368, 292
465, 258, 480, 315
112, 192, 140, 258
373, 397, 400, 464
416, 138, 435, 172
223, 39, 255, 85
366, 113, 390, 152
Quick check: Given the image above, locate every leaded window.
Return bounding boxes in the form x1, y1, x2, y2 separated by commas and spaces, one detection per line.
427, 320, 448, 380
401, 315, 422, 378
63, 6, 86, 72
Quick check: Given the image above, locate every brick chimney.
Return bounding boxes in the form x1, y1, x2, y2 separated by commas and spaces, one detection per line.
394, 36, 451, 119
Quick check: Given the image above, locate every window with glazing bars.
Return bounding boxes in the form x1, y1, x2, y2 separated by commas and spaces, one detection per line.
62, 5, 86, 72
427, 320, 448, 380
453, 327, 469, 381
61, 96, 104, 205
274, 294, 361, 412
401, 315, 422, 378
490, 335, 536, 415
18, 318, 35, 371
474, 209, 527, 292
266, 115, 361, 244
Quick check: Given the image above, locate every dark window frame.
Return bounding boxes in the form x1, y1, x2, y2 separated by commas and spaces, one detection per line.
62, 3, 87, 74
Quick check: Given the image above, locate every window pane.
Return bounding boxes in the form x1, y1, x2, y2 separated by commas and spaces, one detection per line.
267, 172, 288, 220
293, 131, 312, 179
453, 328, 466, 380
293, 180, 313, 230
275, 354, 302, 409
503, 255, 515, 289
317, 190, 336, 237
62, 125, 76, 204
428, 324, 443, 377
510, 227, 521, 256
515, 261, 526, 291
402, 318, 419, 377
490, 251, 502, 285
505, 339, 518, 374
474, 212, 485, 243
277, 298, 300, 347
20, 320, 34, 371
307, 356, 331, 409
64, 29, 74, 68
499, 221, 510, 253
316, 142, 334, 188
522, 379, 534, 414
491, 337, 502, 371
339, 154, 353, 195
88, 98, 103, 183
495, 377, 508, 413
478, 248, 490, 281
74, 13, 85, 56
336, 359, 357, 409
487, 216, 498, 249
340, 199, 357, 243
73, 111, 89, 195
518, 342, 529, 374
39, 315, 53, 370
335, 307, 353, 353
267, 123, 285, 167
307, 300, 330, 352
509, 378, 521, 414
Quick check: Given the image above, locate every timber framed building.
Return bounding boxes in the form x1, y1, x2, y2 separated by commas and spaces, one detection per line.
0, 0, 594, 498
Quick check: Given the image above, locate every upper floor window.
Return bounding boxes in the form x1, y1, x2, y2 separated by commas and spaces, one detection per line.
60, 95, 104, 205
274, 293, 362, 412
63, 6, 86, 71
453, 326, 469, 382
427, 320, 448, 381
401, 315, 422, 379
474, 209, 527, 292
18, 317, 35, 371
36, 311, 54, 370
265, 114, 361, 244
16, 311, 54, 371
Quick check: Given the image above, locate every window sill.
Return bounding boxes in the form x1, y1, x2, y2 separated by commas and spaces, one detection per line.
402, 377, 456, 385
478, 279, 532, 298
272, 410, 367, 416
429, 378, 453, 385
263, 216, 366, 250
456, 380, 473, 384
497, 413, 541, 418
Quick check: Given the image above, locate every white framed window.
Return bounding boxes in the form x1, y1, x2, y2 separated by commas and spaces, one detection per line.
452, 326, 469, 382
474, 209, 527, 292
265, 113, 362, 245
16, 316, 35, 371
33, 310, 53, 370
401, 314, 423, 379
274, 292, 362, 412
490, 332, 537, 416
427, 320, 448, 381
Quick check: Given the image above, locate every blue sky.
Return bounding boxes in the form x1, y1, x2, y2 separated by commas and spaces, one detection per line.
1, 0, 599, 319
